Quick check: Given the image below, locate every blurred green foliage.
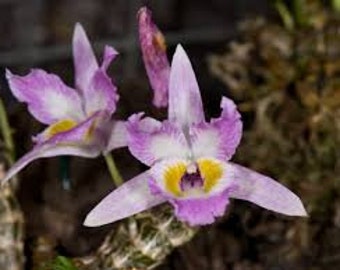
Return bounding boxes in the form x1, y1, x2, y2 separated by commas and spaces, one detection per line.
41, 256, 79, 270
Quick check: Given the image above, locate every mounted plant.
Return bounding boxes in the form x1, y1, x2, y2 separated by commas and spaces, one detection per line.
0, 99, 24, 270
209, 0, 340, 267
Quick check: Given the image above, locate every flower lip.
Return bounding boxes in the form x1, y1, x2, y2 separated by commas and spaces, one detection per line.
151, 157, 233, 200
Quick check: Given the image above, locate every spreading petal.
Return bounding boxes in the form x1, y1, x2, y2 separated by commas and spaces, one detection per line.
84, 69, 118, 115
72, 23, 98, 93
1, 144, 98, 185
84, 171, 166, 227
104, 120, 127, 153
1, 111, 108, 184
229, 163, 307, 216
138, 7, 170, 108
171, 191, 230, 226
191, 97, 243, 160
168, 45, 204, 128
127, 113, 190, 166
6, 69, 85, 125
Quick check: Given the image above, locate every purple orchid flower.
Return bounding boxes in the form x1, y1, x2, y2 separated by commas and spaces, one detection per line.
138, 7, 170, 108
84, 45, 307, 227
1, 23, 126, 184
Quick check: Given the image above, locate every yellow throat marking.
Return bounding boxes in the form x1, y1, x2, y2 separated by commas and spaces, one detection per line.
164, 162, 187, 197
163, 159, 223, 196
45, 119, 77, 139
197, 159, 223, 193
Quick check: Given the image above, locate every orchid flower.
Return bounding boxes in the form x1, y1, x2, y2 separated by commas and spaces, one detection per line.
84, 45, 307, 227
1, 23, 126, 184
138, 7, 170, 108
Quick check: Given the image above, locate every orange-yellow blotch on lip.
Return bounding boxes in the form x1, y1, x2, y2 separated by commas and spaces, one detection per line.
153, 31, 167, 52
45, 119, 77, 139
164, 161, 187, 197
197, 159, 223, 193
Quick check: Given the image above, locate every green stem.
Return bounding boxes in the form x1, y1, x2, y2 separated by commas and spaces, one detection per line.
274, 0, 295, 31
293, 0, 306, 27
104, 154, 124, 186
332, 0, 340, 13
0, 98, 15, 164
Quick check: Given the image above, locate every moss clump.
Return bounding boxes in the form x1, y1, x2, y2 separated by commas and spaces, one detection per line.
209, 1, 340, 268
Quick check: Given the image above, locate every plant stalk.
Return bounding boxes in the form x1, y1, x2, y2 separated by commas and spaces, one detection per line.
0, 98, 15, 164
274, 0, 295, 31
332, 0, 340, 13
104, 154, 124, 186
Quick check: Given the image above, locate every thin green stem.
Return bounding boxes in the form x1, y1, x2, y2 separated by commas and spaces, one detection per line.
332, 0, 340, 13
273, 0, 295, 31
104, 154, 124, 186
0, 98, 15, 164
293, 0, 307, 27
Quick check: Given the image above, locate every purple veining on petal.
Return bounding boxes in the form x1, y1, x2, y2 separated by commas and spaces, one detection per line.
127, 113, 189, 166
211, 97, 243, 160
190, 97, 243, 160
138, 7, 170, 108
6, 69, 85, 125
84, 69, 118, 115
